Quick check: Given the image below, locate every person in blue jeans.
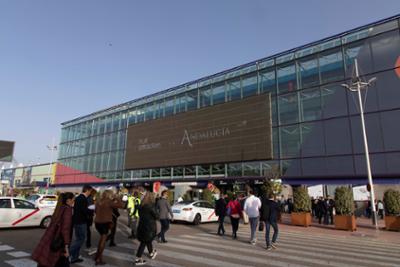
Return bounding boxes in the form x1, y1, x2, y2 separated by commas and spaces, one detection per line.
260, 193, 280, 250
70, 185, 93, 263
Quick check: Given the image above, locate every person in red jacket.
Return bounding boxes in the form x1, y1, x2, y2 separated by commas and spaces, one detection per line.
32, 192, 75, 267
226, 194, 242, 239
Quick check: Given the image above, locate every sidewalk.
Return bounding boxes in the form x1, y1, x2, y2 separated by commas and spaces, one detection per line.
279, 213, 400, 243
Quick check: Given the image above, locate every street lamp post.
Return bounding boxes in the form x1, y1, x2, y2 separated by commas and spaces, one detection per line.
46, 139, 57, 194
341, 59, 378, 230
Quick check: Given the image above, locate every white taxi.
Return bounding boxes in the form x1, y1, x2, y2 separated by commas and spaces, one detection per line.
26, 194, 58, 208
171, 200, 218, 225
0, 197, 54, 228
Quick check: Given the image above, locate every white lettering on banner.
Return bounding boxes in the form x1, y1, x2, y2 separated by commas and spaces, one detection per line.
180, 127, 231, 148
137, 138, 161, 151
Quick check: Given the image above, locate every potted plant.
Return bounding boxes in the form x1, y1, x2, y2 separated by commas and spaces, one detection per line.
291, 187, 312, 227
334, 186, 356, 231
383, 189, 400, 231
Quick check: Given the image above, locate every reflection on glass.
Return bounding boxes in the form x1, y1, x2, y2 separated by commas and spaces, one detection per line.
187, 90, 198, 111
279, 93, 299, 124
260, 69, 276, 94
277, 63, 297, 94
298, 56, 319, 88
300, 88, 321, 121
319, 48, 344, 83
280, 125, 300, 158
242, 74, 258, 98
212, 82, 226, 105
200, 87, 212, 108
228, 79, 241, 101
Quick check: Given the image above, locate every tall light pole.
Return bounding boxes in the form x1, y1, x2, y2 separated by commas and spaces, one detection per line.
341, 59, 378, 230
46, 138, 57, 194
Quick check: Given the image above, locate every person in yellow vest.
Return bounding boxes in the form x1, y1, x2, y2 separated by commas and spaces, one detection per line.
128, 191, 141, 239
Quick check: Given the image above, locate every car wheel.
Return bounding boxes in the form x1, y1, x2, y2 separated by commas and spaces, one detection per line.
40, 216, 52, 228
193, 214, 201, 225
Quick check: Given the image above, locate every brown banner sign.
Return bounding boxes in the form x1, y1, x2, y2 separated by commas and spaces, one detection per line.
125, 94, 272, 169
0, 140, 14, 162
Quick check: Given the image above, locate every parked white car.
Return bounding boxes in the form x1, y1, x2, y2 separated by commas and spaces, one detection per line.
171, 200, 218, 225
26, 194, 58, 208
0, 197, 54, 228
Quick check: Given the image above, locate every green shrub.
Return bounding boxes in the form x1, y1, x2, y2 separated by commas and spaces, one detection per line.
383, 189, 400, 216
334, 186, 354, 216
293, 187, 311, 213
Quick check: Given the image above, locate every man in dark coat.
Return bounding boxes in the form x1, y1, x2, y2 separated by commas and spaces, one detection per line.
70, 185, 93, 264
260, 193, 280, 250
215, 193, 227, 235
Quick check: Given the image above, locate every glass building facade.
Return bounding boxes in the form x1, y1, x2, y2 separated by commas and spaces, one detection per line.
57, 15, 400, 185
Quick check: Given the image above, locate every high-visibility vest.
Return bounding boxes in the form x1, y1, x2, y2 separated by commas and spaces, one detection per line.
128, 196, 141, 218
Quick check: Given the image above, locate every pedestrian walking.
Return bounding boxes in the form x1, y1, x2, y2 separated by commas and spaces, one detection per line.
127, 191, 141, 239
328, 196, 335, 225
226, 194, 242, 239
86, 189, 96, 250
135, 192, 159, 266
377, 200, 384, 219
69, 185, 93, 264
215, 193, 226, 236
243, 188, 262, 245
107, 207, 120, 247
260, 193, 280, 250
156, 190, 173, 243
32, 192, 74, 267
94, 190, 124, 265
317, 197, 326, 224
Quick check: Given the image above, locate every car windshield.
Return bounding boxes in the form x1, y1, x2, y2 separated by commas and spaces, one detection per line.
26, 195, 40, 201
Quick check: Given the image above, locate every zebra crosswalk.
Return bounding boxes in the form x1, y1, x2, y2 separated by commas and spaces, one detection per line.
1, 225, 399, 267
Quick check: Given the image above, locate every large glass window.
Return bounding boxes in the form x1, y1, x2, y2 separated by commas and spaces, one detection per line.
280, 125, 300, 158
319, 48, 344, 84
187, 90, 198, 111
277, 63, 297, 94
200, 86, 212, 108
375, 70, 400, 110
211, 164, 225, 175
278, 93, 299, 125
351, 113, 384, 154
347, 74, 379, 115
227, 79, 241, 101
324, 118, 352, 155
164, 97, 175, 117
298, 56, 319, 88
105, 116, 112, 133
212, 82, 226, 105
128, 109, 136, 125
153, 101, 163, 119
197, 165, 210, 176
381, 110, 400, 151
300, 122, 325, 157
325, 156, 354, 176
243, 162, 260, 176
321, 82, 348, 119
344, 40, 373, 77
145, 103, 154, 121
184, 166, 196, 176
228, 163, 242, 176
175, 94, 186, 114
302, 157, 326, 176
370, 30, 400, 72
112, 113, 121, 131
260, 68, 276, 95
242, 74, 258, 98
300, 87, 321, 121
136, 107, 145, 123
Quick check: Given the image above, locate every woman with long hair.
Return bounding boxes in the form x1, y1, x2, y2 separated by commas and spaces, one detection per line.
135, 192, 158, 266
32, 192, 75, 267
226, 193, 242, 239
94, 190, 124, 265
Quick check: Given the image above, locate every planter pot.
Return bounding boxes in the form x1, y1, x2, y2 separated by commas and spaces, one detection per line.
291, 212, 311, 227
385, 215, 400, 231
334, 215, 356, 231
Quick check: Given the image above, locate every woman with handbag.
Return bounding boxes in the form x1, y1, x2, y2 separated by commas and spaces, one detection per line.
226, 194, 242, 239
94, 190, 124, 265
32, 192, 75, 267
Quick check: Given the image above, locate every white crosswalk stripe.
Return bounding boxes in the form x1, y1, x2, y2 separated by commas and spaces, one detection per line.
186, 234, 399, 267
6, 251, 30, 258
5, 258, 36, 267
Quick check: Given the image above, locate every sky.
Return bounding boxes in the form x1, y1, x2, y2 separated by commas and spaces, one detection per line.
0, 0, 399, 165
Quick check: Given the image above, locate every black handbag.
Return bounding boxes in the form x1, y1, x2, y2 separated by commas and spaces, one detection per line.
55, 256, 70, 267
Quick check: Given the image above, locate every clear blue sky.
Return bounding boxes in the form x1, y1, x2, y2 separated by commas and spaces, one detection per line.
1, 0, 399, 165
